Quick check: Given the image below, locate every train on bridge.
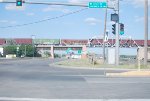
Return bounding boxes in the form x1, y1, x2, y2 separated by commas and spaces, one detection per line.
0, 38, 150, 48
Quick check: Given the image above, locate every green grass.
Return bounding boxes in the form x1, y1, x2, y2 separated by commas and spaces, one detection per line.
101, 64, 150, 69
56, 59, 101, 68
55, 59, 150, 69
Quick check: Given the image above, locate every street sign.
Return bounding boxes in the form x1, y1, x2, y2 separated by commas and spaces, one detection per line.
78, 50, 82, 54
66, 48, 72, 54
89, 2, 107, 8
111, 13, 119, 22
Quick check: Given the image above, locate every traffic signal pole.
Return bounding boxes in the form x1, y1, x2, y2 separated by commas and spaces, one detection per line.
115, 0, 120, 66
0, 1, 88, 7
116, 22, 119, 65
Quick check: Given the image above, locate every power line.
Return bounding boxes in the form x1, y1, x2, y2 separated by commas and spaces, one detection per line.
0, 8, 88, 29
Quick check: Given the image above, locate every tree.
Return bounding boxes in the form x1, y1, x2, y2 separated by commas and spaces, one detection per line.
3, 45, 41, 57
18, 45, 41, 57
3, 45, 17, 56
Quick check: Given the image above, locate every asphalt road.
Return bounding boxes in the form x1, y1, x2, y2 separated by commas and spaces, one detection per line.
0, 58, 150, 100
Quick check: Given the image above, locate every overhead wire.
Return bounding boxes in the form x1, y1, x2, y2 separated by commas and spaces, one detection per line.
0, 7, 88, 29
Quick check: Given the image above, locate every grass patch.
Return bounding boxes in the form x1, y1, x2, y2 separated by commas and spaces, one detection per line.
100, 64, 150, 69
56, 59, 101, 68
55, 59, 150, 69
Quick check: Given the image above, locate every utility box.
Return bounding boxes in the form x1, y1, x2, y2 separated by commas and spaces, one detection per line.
137, 47, 150, 60
108, 48, 115, 64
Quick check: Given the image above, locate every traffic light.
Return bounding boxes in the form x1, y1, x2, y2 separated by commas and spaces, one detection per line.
112, 24, 116, 35
16, 0, 22, 6
120, 23, 124, 35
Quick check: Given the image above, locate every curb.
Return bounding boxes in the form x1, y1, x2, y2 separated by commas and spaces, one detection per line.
49, 63, 150, 71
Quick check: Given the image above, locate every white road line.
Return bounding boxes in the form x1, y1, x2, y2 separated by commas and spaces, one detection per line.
0, 59, 31, 64
0, 97, 149, 101
50, 74, 104, 77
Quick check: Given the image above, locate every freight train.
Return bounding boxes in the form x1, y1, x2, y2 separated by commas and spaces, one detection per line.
0, 38, 150, 47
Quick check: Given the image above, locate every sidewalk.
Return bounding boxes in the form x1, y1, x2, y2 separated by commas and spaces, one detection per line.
106, 70, 150, 77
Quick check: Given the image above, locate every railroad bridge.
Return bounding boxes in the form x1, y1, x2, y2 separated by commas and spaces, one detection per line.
0, 38, 150, 48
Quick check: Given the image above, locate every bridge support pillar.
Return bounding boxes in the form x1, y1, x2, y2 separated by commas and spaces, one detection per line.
51, 45, 54, 59
81, 45, 87, 59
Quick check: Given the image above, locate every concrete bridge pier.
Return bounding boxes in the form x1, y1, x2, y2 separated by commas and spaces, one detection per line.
50, 45, 54, 59
81, 45, 87, 59
48, 45, 87, 59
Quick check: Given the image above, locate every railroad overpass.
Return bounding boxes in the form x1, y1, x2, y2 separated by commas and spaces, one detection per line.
36, 45, 87, 59
1, 38, 149, 59
0, 38, 150, 48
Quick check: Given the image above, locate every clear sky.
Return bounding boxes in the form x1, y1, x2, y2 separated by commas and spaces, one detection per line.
0, 0, 150, 39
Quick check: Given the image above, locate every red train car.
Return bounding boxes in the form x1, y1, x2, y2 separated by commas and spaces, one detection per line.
61, 39, 88, 45
134, 40, 144, 46
14, 38, 32, 45
0, 39, 6, 45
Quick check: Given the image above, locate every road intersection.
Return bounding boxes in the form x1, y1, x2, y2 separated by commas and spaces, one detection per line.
0, 58, 150, 100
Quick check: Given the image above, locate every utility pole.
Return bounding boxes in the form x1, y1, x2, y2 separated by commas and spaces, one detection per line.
103, 0, 108, 63
144, 0, 148, 67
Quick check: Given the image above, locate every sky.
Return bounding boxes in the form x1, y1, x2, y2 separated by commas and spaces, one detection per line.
0, 0, 150, 40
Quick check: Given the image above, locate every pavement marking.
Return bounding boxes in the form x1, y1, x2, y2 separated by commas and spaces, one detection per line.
0, 59, 32, 64
0, 58, 51, 64
51, 74, 104, 77
0, 97, 149, 101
